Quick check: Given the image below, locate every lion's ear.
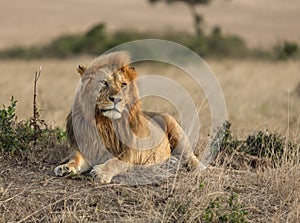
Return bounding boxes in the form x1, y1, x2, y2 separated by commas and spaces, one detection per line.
122, 65, 138, 81
77, 65, 87, 76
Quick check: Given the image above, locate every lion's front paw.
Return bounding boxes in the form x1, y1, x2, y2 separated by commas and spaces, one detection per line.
186, 155, 206, 171
90, 165, 113, 184
54, 164, 77, 176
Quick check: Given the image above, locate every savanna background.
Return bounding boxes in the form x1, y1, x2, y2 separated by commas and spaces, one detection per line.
0, 0, 299, 222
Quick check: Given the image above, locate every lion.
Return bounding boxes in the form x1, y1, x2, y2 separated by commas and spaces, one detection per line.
54, 51, 204, 183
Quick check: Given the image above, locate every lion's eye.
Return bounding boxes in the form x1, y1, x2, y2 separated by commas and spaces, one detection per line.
121, 83, 127, 89
100, 80, 108, 88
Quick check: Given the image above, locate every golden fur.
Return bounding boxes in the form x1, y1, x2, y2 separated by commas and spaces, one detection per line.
54, 51, 202, 183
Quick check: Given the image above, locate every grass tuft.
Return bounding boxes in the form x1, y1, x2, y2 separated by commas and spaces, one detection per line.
213, 121, 299, 169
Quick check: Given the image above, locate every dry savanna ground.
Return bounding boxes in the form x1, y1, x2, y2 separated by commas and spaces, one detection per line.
0, 58, 299, 222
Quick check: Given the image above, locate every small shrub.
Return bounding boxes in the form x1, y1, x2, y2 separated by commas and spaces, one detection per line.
206, 26, 248, 58
212, 121, 299, 168
274, 41, 299, 60
296, 82, 300, 97
167, 200, 189, 219
0, 96, 66, 152
203, 194, 248, 223
0, 96, 33, 151
43, 35, 83, 58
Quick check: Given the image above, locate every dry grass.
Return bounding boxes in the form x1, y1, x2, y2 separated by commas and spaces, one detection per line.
0, 146, 299, 222
0, 58, 300, 222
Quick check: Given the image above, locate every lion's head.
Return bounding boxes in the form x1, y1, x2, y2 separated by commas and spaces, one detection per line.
70, 51, 145, 166
77, 51, 141, 121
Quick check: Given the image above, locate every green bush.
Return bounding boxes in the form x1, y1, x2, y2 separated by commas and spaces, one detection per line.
213, 121, 299, 167
0, 96, 66, 152
0, 96, 32, 151
205, 26, 248, 58
43, 35, 83, 58
274, 41, 299, 60
203, 194, 249, 223
296, 82, 300, 97
0, 46, 41, 59
78, 23, 110, 55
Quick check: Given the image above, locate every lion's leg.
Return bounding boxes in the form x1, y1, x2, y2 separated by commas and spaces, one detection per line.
171, 130, 207, 170
54, 150, 91, 176
146, 112, 206, 170
91, 158, 132, 183
168, 124, 202, 170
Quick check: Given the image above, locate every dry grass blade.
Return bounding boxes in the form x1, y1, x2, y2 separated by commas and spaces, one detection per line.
32, 66, 42, 145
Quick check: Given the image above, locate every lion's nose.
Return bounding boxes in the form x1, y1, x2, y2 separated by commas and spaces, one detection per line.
108, 96, 122, 104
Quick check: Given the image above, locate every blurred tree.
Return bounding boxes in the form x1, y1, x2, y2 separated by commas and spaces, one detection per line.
148, 0, 211, 36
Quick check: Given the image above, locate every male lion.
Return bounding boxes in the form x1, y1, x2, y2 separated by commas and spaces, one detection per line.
54, 51, 204, 183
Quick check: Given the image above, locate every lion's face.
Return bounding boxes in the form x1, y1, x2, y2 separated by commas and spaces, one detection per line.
76, 52, 139, 121
93, 65, 138, 120
96, 70, 128, 119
